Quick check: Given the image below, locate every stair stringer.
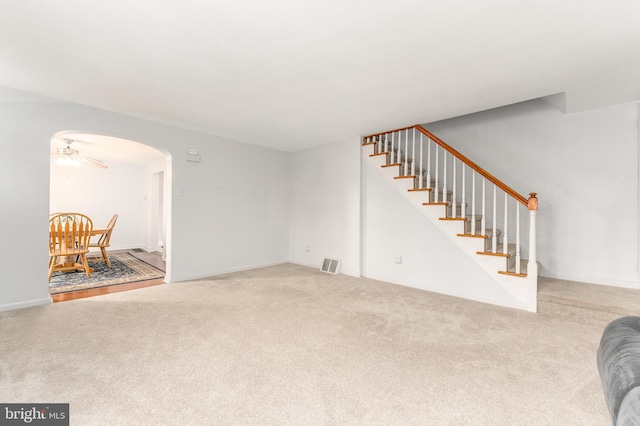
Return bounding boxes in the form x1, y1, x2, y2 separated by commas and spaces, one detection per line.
363, 144, 537, 312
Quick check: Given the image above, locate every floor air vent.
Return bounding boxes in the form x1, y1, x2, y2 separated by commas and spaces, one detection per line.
320, 258, 340, 274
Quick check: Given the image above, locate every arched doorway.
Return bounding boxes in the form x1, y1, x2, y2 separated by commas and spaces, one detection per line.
49, 131, 171, 299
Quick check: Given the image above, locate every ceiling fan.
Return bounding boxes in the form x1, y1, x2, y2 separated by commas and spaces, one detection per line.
55, 138, 108, 169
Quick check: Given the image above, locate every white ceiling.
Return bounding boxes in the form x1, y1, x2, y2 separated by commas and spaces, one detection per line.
2, 0, 640, 152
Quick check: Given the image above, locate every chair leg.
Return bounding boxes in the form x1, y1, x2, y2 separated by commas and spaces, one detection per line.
48, 256, 56, 282
81, 254, 91, 277
101, 247, 111, 268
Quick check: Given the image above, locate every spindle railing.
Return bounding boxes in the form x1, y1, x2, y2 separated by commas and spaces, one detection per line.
363, 125, 538, 277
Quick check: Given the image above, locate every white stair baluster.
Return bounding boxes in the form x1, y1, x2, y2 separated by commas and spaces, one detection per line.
471, 171, 476, 234
452, 159, 457, 218
411, 128, 416, 177
516, 202, 521, 274
461, 166, 466, 217
503, 193, 509, 255
398, 131, 403, 165
434, 146, 439, 202
481, 178, 486, 236
403, 130, 409, 176
418, 133, 424, 188
443, 151, 448, 204
393, 131, 400, 164
426, 138, 432, 190
377, 135, 381, 153
492, 185, 497, 253
391, 131, 396, 164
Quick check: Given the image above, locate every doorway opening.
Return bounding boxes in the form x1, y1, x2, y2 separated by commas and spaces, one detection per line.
48, 131, 171, 301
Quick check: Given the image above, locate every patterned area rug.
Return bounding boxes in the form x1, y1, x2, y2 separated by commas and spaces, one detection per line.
49, 252, 165, 294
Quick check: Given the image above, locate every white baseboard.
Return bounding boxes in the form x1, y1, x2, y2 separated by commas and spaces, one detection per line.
292, 260, 527, 311
0, 297, 51, 313
288, 260, 321, 270
170, 260, 288, 282
288, 261, 360, 278
541, 272, 639, 289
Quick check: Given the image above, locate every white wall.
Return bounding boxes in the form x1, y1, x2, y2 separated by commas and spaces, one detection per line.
0, 97, 289, 311
50, 159, 149, 251
288, 99, 640, 305
364, 161, 520, 308
288, 141, 361, 277
144, 158, 168, 253
426, 99, 639, 288
5, 88, 636, 312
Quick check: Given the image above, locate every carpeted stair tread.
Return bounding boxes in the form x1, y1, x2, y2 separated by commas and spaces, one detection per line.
440, 215, 483, 221
477, 243, 517, 257
498, 259, 539, 278
457, 228, 501, 239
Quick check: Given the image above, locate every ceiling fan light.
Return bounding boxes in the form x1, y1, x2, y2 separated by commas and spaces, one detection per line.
54, 139, 106, 168
56, 156, 79, 167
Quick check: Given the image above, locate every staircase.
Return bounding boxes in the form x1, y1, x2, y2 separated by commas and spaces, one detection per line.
362, 125, 539, 312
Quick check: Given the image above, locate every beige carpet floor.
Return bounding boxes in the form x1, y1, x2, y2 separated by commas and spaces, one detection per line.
538, 276, 640, 317
0, 264, 624, 425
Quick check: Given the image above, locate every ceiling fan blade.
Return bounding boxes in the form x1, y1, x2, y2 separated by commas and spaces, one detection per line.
63, 137, 93, 145
78, 156, 108, 169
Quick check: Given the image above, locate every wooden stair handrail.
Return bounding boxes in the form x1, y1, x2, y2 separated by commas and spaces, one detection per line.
416, 125, 535, 209
361, 124, 538, 210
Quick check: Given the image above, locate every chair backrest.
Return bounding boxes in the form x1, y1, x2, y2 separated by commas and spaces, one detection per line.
98, 214, 118, 247
49, 213, 93, 254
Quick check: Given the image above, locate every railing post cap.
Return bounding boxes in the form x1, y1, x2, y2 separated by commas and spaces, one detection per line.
528, 193, 538, 211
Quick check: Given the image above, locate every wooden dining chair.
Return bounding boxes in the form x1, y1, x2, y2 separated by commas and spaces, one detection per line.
89, 214, 118, 267
48, 212, 93, 281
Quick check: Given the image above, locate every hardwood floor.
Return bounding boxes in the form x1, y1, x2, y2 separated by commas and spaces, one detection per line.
51, 250, 166, 303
